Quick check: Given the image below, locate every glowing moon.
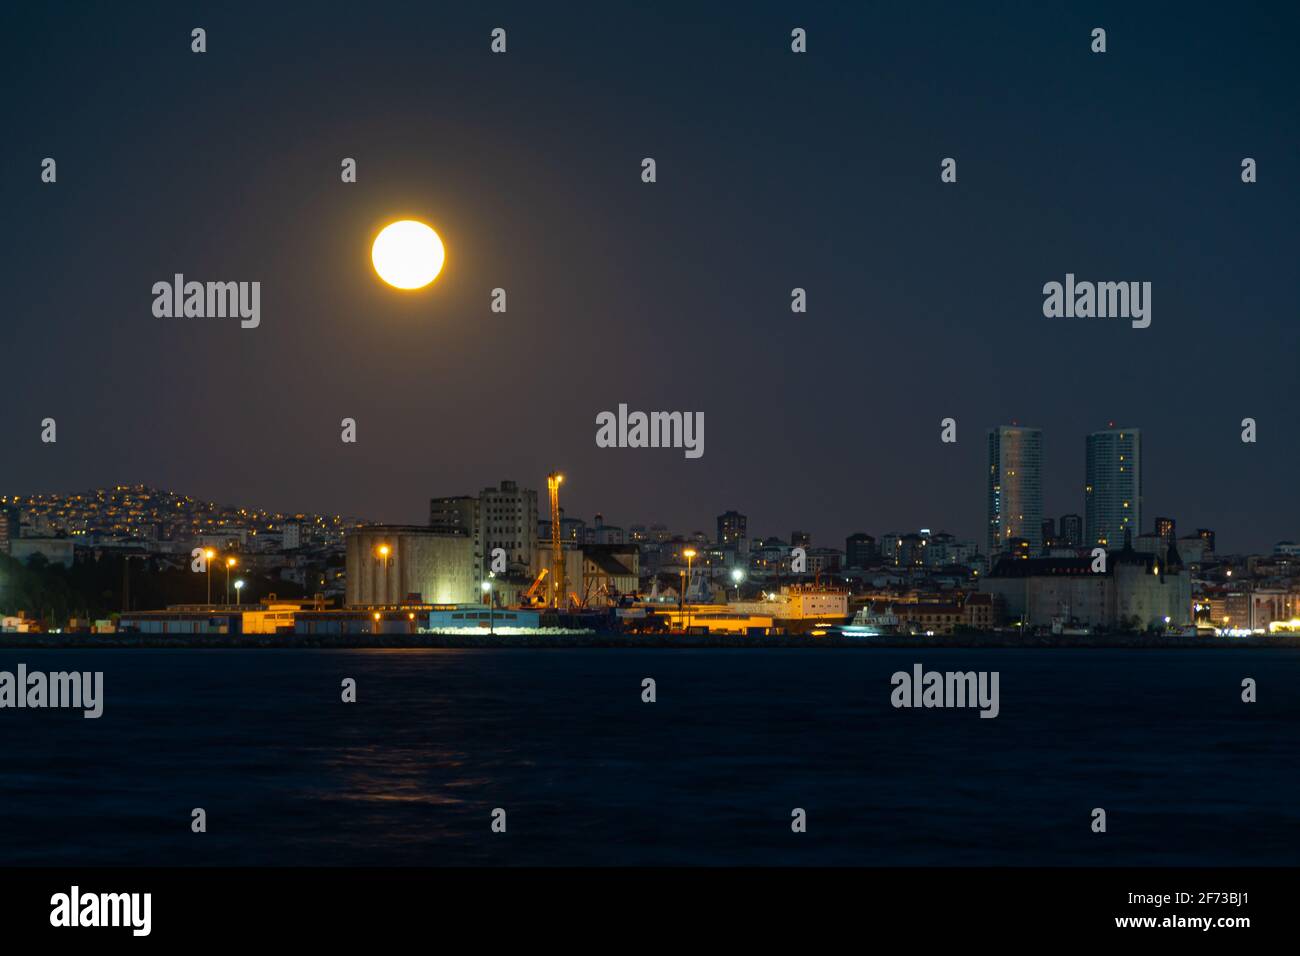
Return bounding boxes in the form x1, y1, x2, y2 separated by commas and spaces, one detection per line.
371, 220, 445, 289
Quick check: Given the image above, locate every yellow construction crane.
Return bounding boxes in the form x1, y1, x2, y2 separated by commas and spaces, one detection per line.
547, 472, 565, 609
521, 568, 549, 607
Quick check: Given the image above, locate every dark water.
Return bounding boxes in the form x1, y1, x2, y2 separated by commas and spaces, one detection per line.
1, 648, 1297, 866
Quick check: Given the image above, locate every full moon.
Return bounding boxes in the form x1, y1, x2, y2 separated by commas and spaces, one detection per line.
371, 220, 445, 290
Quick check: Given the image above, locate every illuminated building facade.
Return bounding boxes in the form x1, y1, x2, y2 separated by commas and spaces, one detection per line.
345, 526, 476, 606
987, 425, 1044, 557
1085, 427, 1142, 549
716, 511, 747, 547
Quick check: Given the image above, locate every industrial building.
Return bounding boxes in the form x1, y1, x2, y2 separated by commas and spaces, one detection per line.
979, 535, 1191, 630
429, 479, 540, 579
118, 599, 322, 635
345, 526, 477, 606
535, 543, 639, 608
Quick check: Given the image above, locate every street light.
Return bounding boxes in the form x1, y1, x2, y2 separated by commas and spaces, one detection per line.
731, 567, 744, 601
204, 549, 215, 604
234, 579, 245, 605
377, 543, 392, 604
225, 556, 237, 605
481, 579, 494, 634
682, 548, 697, 632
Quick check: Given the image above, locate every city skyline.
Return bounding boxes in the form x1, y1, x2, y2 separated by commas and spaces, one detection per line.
0, 412, 1266, 558
3, 1, 1297, 924
5, 4, 1298, 556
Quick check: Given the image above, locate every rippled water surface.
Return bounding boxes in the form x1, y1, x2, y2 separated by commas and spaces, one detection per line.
1, 648, 1296, 865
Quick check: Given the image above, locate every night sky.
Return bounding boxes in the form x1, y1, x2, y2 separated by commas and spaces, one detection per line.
5, 1, 1298, 552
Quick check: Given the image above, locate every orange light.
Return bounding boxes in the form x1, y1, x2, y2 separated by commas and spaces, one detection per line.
227, 557, 237, 568
373, 612, 381, 621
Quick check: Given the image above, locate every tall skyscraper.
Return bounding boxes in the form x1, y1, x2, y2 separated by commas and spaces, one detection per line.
1085, 427, 1142, 549
987, 425, 1044, 557
716, 510, 747, 547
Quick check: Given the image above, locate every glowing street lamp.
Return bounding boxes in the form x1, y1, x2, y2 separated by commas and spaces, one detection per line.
682, 548, 697, 632
204, 549, 216, 604
234, 579, 245, 605
376, 543, 392, 604
225, 556, 238, 604
481, 578, 494, 634
731, 567, 745, 601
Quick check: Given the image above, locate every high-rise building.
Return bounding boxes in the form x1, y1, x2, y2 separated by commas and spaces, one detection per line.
1197, 528, 1216, 554
716, 511, 747, 547
1085, 427, 1142, 549
429, 495, 478, 536
1041, 518, 1056, 549
0, 505, 18, 555
987, 425, 1044, 557
1059, 513, 1083, 548
431, 482, 539, 578
479, 480, 539, 576
1154, 516, 1175, 543
845, 532, 877, 567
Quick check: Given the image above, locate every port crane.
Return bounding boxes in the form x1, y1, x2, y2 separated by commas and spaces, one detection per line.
547, 472, 565, 609
520, 568, 549, 607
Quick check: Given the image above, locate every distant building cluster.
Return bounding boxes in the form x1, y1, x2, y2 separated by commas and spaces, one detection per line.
3, 437, 1300, 638
0, 484, 363, 602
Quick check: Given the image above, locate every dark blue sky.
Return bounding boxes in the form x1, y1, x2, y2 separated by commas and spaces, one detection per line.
4, 1, 1297, 551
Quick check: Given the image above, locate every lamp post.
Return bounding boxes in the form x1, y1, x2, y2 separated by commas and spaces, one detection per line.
234, 579, 245, 605
731, 567, 744, 601
481, 579, 494, 634
683, 548, 697, 633
204, 549, 215, 605
225, 556, 237, 605
377, 544, 391, 605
